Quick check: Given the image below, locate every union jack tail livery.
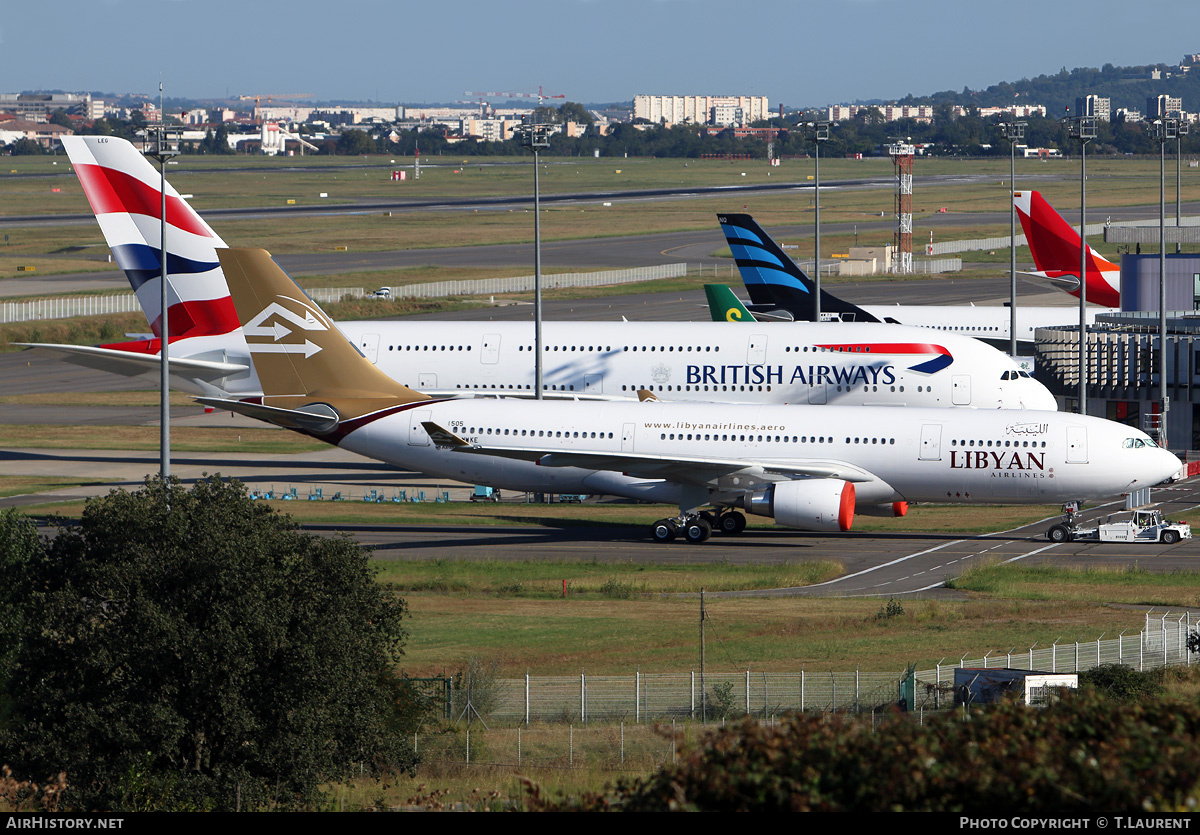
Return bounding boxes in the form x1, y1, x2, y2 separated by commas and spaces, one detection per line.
61, 136, 243, 355
1013, 190, 1121, 308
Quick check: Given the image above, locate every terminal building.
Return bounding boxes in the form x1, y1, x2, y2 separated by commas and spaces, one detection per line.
1034, 244, 1200, 450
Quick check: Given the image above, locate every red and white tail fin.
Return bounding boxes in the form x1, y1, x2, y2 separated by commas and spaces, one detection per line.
61, 136, 243, 355
1013, 189, 1121, 308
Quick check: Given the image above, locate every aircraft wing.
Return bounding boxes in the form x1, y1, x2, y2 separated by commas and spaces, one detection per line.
422, 421, 880, 486
19, 343, 248, 380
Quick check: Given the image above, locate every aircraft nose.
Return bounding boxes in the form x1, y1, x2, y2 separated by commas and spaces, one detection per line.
1153, 447, 1184, 485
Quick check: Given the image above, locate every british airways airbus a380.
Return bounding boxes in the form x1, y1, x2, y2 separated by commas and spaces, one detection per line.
27, 136, 1055, 412
197, 247, 1177, 544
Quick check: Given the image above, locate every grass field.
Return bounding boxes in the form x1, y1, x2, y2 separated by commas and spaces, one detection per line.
1, 154, 1189, 277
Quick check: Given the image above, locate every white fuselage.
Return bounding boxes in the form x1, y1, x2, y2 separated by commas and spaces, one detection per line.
841, 304, 1114, 346
335, 399, 1177, 513
320, 320, 1057, 410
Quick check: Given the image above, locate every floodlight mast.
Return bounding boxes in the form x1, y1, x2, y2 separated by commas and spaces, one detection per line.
1064, 114, 1096, 416
1154, 117, 1179, 446
517, 123, 553, 399
805, 122, 831, 320
1000, 121, 1026, 359
141, 85, 181, 482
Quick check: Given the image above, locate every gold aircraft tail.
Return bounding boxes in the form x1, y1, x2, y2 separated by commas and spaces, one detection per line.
216, 247, 428, 423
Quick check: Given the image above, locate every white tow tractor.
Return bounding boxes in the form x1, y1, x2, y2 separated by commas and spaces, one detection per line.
1046, 504, 1191, 544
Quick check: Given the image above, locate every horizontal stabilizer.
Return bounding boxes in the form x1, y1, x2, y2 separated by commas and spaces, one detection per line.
19, 343, 248, 380
195, 397, 338, 434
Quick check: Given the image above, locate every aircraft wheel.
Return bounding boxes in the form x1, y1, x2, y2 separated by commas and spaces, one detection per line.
1047, 524, 1070, 543
684, 518, 713, 544
652, 519, 678, 543
1162, 530, 1181, 545
719, 511, 747, 535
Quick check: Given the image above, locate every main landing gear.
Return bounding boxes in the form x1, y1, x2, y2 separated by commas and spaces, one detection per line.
651, 510, 747, 544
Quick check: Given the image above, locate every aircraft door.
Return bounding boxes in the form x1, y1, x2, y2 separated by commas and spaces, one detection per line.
621, 423, 636, 452
418, 373, 437, 390
952, 375, 971, 406
359, 333, 380, 364
1066, 426, 1088, 463
748, 334, 767, 365
919, 424, 942, 461
481, 334, 500, 364
407, 411, 432, 446
585, 374, 603, 394
808, 380, 828, 404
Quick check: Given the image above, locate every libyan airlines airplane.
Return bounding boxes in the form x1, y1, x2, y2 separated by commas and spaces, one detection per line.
717, 213, 1117, 347
25, 136, 1055, 412
195, 246, 1179, 544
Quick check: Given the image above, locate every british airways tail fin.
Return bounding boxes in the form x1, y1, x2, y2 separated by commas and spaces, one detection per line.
716, 213, 878, 322
1013, 190, 1121, 308
61, 136, 242, 349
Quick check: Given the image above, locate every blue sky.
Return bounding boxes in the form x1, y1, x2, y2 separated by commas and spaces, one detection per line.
7, 0, 1200, 107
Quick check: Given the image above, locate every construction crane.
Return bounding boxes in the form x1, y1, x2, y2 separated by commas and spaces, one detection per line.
464, 87, 566, 107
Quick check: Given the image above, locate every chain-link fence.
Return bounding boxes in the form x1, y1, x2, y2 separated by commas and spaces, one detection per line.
436, 609, 1198, 728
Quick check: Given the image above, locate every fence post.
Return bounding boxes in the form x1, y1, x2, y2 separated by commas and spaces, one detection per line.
744, 670, 750, 715
581, 672, 586, 725
801, 668, 805, 713
517, 727, 521, 768
525, 673, 530, 726
635, 672, 640, 724
1163, 614, 1168, 667
690, 671, 695, 719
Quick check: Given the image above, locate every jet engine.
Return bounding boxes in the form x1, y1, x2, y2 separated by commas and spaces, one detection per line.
737, 478, 855, 532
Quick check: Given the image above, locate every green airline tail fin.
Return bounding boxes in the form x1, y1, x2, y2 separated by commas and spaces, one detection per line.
704, 284, 755, 323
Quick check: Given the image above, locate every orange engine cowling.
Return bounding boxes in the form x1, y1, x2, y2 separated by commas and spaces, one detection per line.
739, 479, 855, 532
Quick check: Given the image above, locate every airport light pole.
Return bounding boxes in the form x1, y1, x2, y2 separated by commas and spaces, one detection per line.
804, 121, 830, 320
1177, 122, 1188, 249
142, 93, 180, 481
517, 122, 553, 399
1154, 118, 1178, 447
1000, 121, 1026, 359
1065, 114, 1096, 416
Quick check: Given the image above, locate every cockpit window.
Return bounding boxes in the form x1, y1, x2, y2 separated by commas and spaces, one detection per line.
1123, 438, 1151, 449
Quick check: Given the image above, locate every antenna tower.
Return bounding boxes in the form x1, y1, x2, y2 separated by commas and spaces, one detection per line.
888, 142, 915, 273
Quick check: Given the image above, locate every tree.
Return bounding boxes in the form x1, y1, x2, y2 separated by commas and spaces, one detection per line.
0, 476, 416, 811
8, 138, 44, 156
336, 128, 375, 156
557, 101, 593, 126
